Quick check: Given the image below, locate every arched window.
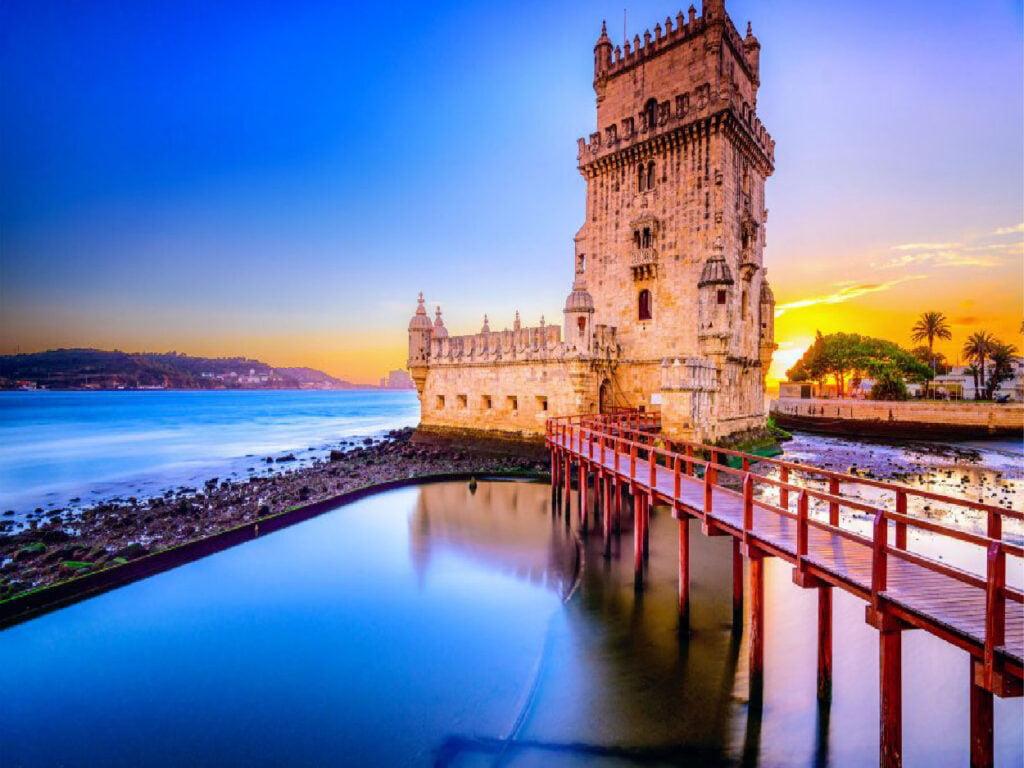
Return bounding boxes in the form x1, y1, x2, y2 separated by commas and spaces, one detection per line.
577, 316, 587, 337
638, 289, 652, 321
646, 161, 656, 190
633, 229, 641, 248
643, 98, 657, 131
642, 227, 651, 248
637, 163, 646, 192
577, 253, 586, 272
741, 289, 748, 319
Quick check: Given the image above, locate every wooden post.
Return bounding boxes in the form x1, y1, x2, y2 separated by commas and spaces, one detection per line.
828, 476, 840, 526
678, 515, 690, 631
879, 626, 902, 768
742, 472, 754, 534
633, 491, 644, 591
732, 538, 744, 630
579, 461, 588, 530
779, 465, 789, 510
710, 450, 719, 484
749, 552, 765, 696
984, 542, 1005, 692
643, 494, 651, 561
630, 443, 637, 480
673, 454, 681, 500
872, 510, 887, 608
614, 477, 622, 534
649, 446, 657, 489
797, 490, 809, 558
603, 474, 612, 559
704, 462, 713, 515
970, 659, 994, 768
818, 586, 833, 703
685, 445, 694, 476
895, 490, 907, 550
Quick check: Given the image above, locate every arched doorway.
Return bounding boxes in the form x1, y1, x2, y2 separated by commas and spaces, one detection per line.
599, 379, 613, 414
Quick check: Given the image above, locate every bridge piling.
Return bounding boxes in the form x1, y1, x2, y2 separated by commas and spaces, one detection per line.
678, 513, 690, 633
633, 490, 644, 591
879, 624, 903, 768
602, 474, 612, 559
817, 586, 833, 703
749, 551, 765, 697
970, 659, 994, 768
732, 539, 744, 631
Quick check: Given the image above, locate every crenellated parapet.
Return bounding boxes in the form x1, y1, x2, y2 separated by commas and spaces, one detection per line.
577, 99, 774, 176
420, 312, 620, 367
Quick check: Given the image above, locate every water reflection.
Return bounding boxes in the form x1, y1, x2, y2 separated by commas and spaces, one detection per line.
2, 479, 1022, 767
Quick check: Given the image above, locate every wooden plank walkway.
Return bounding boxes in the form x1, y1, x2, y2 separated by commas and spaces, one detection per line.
546, 413, 1023, 767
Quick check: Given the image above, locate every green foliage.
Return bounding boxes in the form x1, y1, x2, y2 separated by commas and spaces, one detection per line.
869, 369, 908, 401
786, 332, 931, 395
985, 342, 1018, 399
21, 542, 46, 554
61, 560, 93, 571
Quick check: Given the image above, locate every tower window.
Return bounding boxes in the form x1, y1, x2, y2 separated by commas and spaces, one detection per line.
646, 161, 655, 190
643, 98, 657, 130
577, 316, 587, 337
537, 396, 549, 412
741, 290, 748, 319
457, 394, 467, 409
717, 289, 727, 305
435, 395, 445, 409
642, 227, 652, 248
482, 395, 492, 410
577, 253, 586, 272
507, 395, 518, 413
638, 289, 653, 321
637, 163, 646, 192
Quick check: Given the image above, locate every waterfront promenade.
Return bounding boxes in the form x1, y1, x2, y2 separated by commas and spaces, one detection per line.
547, 411, 1023, 768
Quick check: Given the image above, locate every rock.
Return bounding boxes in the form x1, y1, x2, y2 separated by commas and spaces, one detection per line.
329, 450, 345, 462
276, 454, 296, 463
116, 542, 149, 560
38, 528, 72, 544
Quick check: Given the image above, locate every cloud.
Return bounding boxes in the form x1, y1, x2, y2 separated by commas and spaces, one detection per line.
892, 242, 961, 251
994, 223, 1024, 236
774, 276, 924, 317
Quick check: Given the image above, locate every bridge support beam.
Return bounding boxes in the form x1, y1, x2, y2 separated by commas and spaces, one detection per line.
970, 659, 994, 768
633, 490, 644, 591
677, 513, 690, 632
732, 539, 744, 631
563, 456, 572, 515
749, 550, 765, 697
578, 462, 588, 532
879, 623, 902, 768
817, 586, 833, 703
643, 494, 651, 562
602, 474, 612, 558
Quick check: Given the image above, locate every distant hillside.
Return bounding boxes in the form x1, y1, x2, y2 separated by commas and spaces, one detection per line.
0, 349, 361, 391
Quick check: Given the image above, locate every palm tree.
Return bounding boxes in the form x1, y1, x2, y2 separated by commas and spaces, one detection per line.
911, 311, 952, 374
985, 341, 1018, 399
962, 331, 996, 399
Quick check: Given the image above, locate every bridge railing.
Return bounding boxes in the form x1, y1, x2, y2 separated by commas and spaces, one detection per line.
546, 411, 1023, 677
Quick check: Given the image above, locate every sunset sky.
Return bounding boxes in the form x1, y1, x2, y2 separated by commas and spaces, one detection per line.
2, 0, 1022, 384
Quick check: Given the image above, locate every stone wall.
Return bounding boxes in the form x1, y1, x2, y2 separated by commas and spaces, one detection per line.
771, 397, 1024, 439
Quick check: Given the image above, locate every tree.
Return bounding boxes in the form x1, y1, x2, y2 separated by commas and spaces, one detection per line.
786, 332, 931, 397
962, 331, 996, 399
910, 311, 952, 375
870, 369, 909, 401
911, 346, 948, 375
985, 341, 1018, 399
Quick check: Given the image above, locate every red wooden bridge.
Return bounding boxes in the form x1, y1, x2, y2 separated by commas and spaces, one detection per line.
545, 410, 1022, 768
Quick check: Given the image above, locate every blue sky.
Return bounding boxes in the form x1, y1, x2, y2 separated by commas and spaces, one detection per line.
1, 1, 1022, 381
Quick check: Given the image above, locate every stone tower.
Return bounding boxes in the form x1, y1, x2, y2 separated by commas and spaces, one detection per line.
575, 1, 776, 439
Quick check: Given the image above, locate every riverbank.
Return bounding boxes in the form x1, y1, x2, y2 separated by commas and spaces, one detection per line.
771, 396, 1024, 439
0, 428, 546, 603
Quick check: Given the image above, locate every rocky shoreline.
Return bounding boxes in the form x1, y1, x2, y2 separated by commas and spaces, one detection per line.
0, 428, 546, 601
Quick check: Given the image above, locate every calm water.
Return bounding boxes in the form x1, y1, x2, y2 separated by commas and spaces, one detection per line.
0, 390, 419, 517
3, 480, 1022, 766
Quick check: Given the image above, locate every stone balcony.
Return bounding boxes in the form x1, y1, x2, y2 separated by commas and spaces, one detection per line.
631, 248, 658, 280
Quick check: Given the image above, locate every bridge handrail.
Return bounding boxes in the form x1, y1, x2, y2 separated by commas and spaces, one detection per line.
547, 410, 1023, 684
547, 413, 1021, 523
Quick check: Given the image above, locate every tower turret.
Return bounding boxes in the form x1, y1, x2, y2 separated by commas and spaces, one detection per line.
563, 274, 595, 353
593, 21, 612, 99
758, 275, 777, 381
698, 255, 735, 357
407, 293, 432, 395
744, 21, 761, 84
432, 306, 448, 339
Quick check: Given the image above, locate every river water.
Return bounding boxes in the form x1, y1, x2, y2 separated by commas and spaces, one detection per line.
2, 480, 1021, 766
2, 392, 1022, 764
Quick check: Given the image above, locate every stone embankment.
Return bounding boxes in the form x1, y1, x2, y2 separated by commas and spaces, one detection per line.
771, 397, 1024, 440
0, 428, 546, 602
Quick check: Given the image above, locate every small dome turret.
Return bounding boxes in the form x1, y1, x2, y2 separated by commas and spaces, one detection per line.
408, 292, 432, 331
564, 275, 595, 312
698, 256, 735, 287
432, 306, 448, 339
759, 280, 775, 305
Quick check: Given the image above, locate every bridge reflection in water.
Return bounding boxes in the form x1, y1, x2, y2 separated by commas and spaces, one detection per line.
427, 476, 1022, 767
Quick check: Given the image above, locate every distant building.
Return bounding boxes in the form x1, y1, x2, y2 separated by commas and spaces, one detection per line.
408, 1, 776, 442
381, 370, 414, 390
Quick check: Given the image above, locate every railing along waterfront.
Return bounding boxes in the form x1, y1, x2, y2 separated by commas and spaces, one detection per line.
544, 410, 1022, 768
